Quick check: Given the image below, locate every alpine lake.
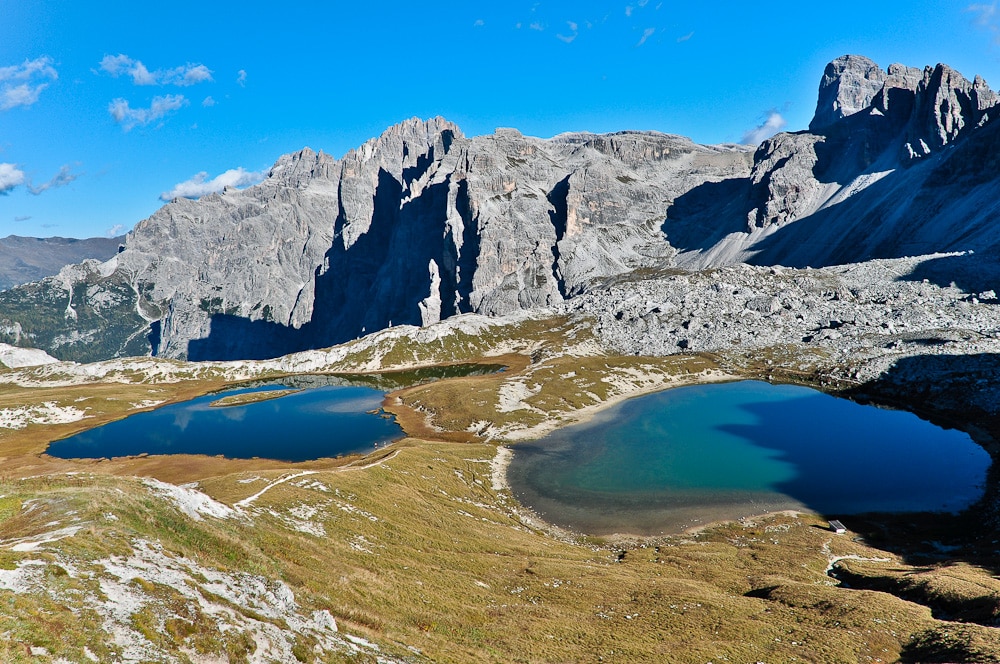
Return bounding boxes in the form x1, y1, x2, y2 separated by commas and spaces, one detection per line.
506, 380, 992, 535
49, 371, 992, 536
46, 364, 503, 463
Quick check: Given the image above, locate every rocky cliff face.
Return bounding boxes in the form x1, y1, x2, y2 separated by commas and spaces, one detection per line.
0, 119, 749, 361
3, 54, 998, 363
665, 56, 1000, 271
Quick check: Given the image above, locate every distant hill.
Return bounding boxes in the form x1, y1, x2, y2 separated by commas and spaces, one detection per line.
0, 235, 124, 290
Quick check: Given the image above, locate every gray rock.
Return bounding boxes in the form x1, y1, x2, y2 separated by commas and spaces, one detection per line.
0, 118, 751, 362
810, 55, 887, 131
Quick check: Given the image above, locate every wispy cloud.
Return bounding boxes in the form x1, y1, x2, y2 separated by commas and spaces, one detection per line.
557, 21, 579, 43
0, 56, 58, 110
105, 224, 125, 237
635, 27, 656, 46
474, 18, 485, 27
27, 165, 79, 195
202, 96, 216, 107
160, 167, 265, 201
741, 109, 787, 145
967, 2, 1000, 43
108, 94, 188, 131
529, 22, 545, 31
625, 5, 634, 17
0, 164, 26, 194
677, 31, 694, 42
13, 215, 31, 222
236, 69, 247, 87
99, 54, 213, 86
968, 2, 998, 26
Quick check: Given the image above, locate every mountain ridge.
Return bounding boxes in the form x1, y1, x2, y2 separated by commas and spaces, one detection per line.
0, 54, 996, 362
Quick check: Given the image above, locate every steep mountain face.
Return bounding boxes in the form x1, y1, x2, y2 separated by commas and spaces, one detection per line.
664, 56, 1000, 272
0, 235, 124, 291
4, 54, 998, 363
0, 119, 749, 362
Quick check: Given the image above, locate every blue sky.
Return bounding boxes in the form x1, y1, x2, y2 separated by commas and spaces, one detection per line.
2, 0, 1000, 238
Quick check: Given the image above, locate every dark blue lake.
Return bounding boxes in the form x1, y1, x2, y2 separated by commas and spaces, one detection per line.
46, 384, 401, 462
507, 381, 991, 535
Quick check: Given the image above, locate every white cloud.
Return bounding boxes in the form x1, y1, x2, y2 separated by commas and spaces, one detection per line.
0, 56, 57, 110
202, 95, 216, 107
99, 54, 213, 86
160, 167, 265, 201
27, 165, 79, 195
557, 21, 579, 43
108, 94, 188, 131
237, 69, 247, 87
105, 224, 125, 237
529, 22, 545, 31
625, 5, 634, 17
474, 19, 485, 27
677, 31, 694, 42
168, 64, 213, 86
635, 27, 655, 46
741, 109, 787, 145
0, 163, 25, 194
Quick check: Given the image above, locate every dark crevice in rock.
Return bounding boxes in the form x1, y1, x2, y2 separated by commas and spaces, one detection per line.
441, 176, 479, 317
547, 175, 570, 298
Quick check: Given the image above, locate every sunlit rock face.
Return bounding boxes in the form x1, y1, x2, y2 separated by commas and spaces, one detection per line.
3, 55, 1000, 363
0, 118, 751, 361
664, 56, 1000, 271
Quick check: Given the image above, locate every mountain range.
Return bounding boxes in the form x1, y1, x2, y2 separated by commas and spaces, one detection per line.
0, 235, 123, 291
1, 54, 997, 363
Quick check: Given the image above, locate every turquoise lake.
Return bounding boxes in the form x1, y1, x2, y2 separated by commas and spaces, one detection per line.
506, 381, 991, 535
46, 383, 402, 462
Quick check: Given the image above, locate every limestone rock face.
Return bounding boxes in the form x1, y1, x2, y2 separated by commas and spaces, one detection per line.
0, 118, 751, 361
811, 55, 887, 130
666, 55, 1000, 271
6, 55, 1000, 363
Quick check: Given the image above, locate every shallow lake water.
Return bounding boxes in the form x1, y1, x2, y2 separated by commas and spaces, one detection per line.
506, 380, 991, 535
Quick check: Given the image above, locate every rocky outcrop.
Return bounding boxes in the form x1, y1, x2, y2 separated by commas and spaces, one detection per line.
0, 119, 751, 362
811, 55, 888, 130
665, 56, 1000, 272
4, 55, 1000, 363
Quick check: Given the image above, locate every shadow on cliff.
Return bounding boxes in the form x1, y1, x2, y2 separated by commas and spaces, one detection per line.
664, 90, 1000, 287
896, 252, 1000, 299
188, 153, 480, 361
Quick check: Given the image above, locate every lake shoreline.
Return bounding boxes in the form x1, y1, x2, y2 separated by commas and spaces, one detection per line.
496, 376, 991, 542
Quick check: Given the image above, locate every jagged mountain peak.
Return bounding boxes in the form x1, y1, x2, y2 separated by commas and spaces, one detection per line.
808, 55, 998, 161
811, 54, 887, 130
5, 56, 1000, 364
